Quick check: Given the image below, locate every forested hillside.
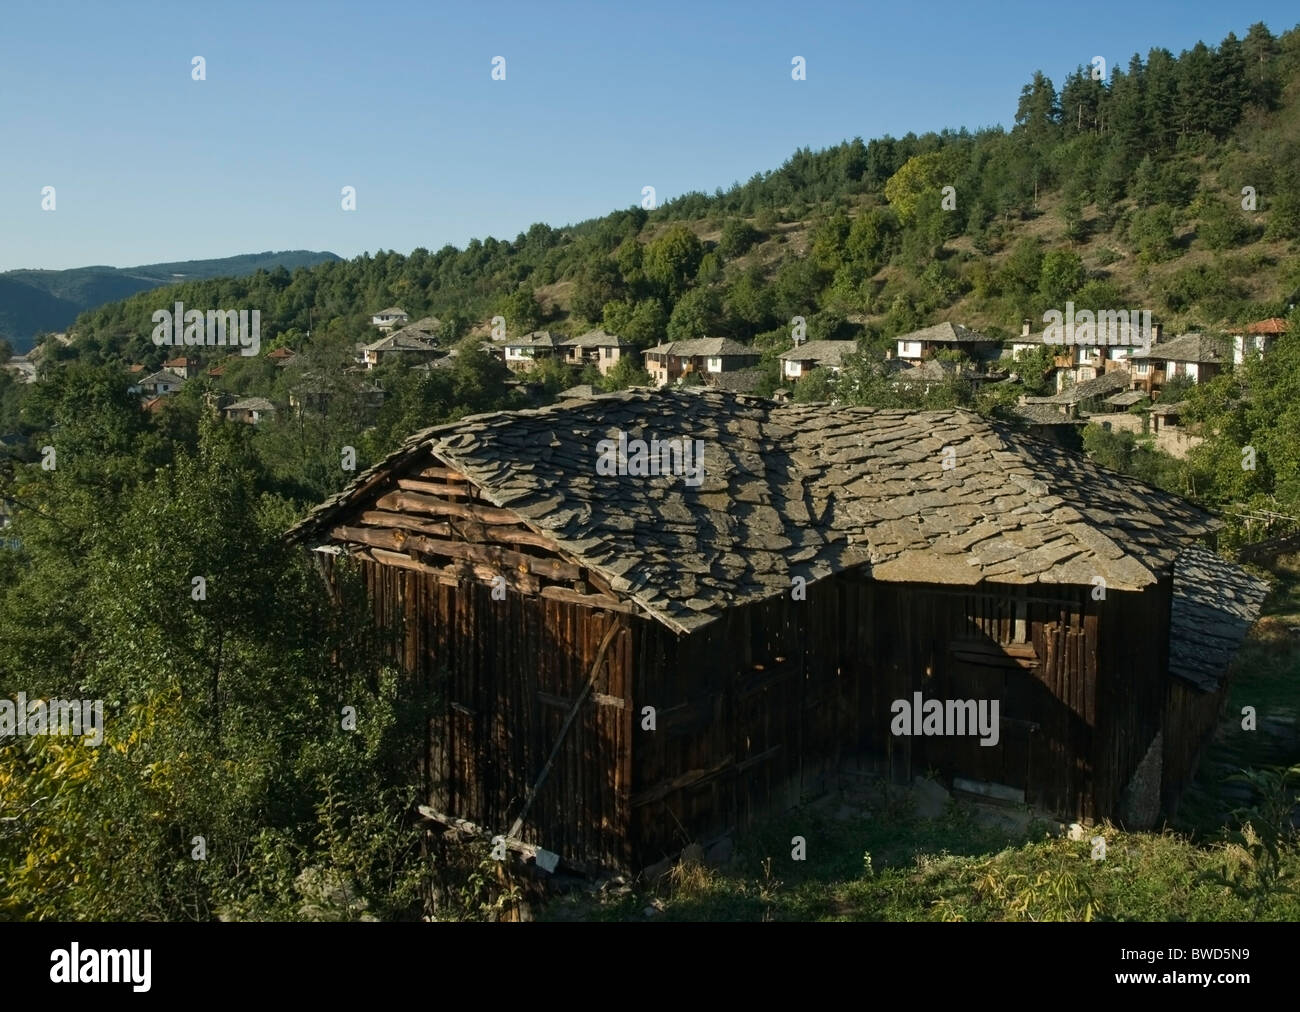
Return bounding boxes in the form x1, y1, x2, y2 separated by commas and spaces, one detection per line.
66, 22, 1300, 368
0, 250, 340, 350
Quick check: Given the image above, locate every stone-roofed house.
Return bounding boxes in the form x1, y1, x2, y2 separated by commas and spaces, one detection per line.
1105, 390, 1148, 409
136, 369, 187, 398
1010, 318, 1156, 392
363, 328, 443, 370
288, 387, 1264, 870
559, 329, 635, 375
890, 357, 1006, 394
1130, 334, 1229, 395
371, 307, 410, 331
504, 331, 561, 372
408, 316, 443, 337
1010, 403, 1087, 449
222, 397, 277, 424
1021, 369, 1133, 419
642, 338, 760, 387
894, 322, 1000, 362
777, 340, 855, 382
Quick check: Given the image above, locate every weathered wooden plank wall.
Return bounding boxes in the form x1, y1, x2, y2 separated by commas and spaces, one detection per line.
359, 559, 634, 870
349, 551, 1177, 870
1091, 579, 1171, 821
630, 578, 1172, 864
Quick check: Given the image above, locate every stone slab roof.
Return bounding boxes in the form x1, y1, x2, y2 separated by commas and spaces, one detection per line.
1169, 545, 1268, 691
1132, 334, 1229, 364
289, 388, 1224, 633
225, 397, 276, 412
139, 369, 186, 387
644, 338, 758, 358
508, 330, 561, 349
1043, 369, 1132, 404
561, 329, 632, 349
1019, 318, 1153, 348
895, 322, 994, 345
1014, 404, 1085, 426
709, 368, 766, 394
366, 329, 441, 353
777, 340, 856, 365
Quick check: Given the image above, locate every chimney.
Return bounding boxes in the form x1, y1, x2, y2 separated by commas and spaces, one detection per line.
1151, 322, 1162, 343
1021, 318, 1031, 337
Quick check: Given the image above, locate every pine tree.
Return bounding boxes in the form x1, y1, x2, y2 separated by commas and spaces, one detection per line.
1143, 48, 1179, 151
1210, 33, 1250, 138
1175, 42, 1216, 137
1242, 22, 1281, 109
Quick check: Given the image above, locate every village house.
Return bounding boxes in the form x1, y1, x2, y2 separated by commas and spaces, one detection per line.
371, 307, 410, 331
559, 330, 635, 375
163, 355, 201, 379
1129, 333, 1229, 395
363, 328, 443, 370
642, 338, 760, 387
134, 369, 186, 398
504, 331, 561, 372
222, 396, 277, 425
778, 339, 855, 382
894, 322, 1000, 363
408, 316, 442, 337
1020, 369, 1133, 420
1230, 317, 1287, 365
267, 346, 297, 367
288, 388, 1264, 872
890, 357, 1007, 395
1009, 319, 1155, 393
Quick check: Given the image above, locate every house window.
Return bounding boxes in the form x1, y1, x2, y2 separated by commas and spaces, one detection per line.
707, 357, 722, 372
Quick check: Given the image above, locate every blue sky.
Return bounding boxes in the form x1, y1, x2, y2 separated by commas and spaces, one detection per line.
1, 0, 1295, 271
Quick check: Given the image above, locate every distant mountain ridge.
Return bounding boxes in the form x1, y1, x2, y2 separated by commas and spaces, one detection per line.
0, 250, 341, 350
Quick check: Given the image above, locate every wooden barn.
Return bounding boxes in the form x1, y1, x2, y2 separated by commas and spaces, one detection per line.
288, 388, 1266, 872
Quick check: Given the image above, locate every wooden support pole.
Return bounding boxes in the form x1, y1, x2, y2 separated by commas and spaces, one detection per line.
506, 619, 622, 842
